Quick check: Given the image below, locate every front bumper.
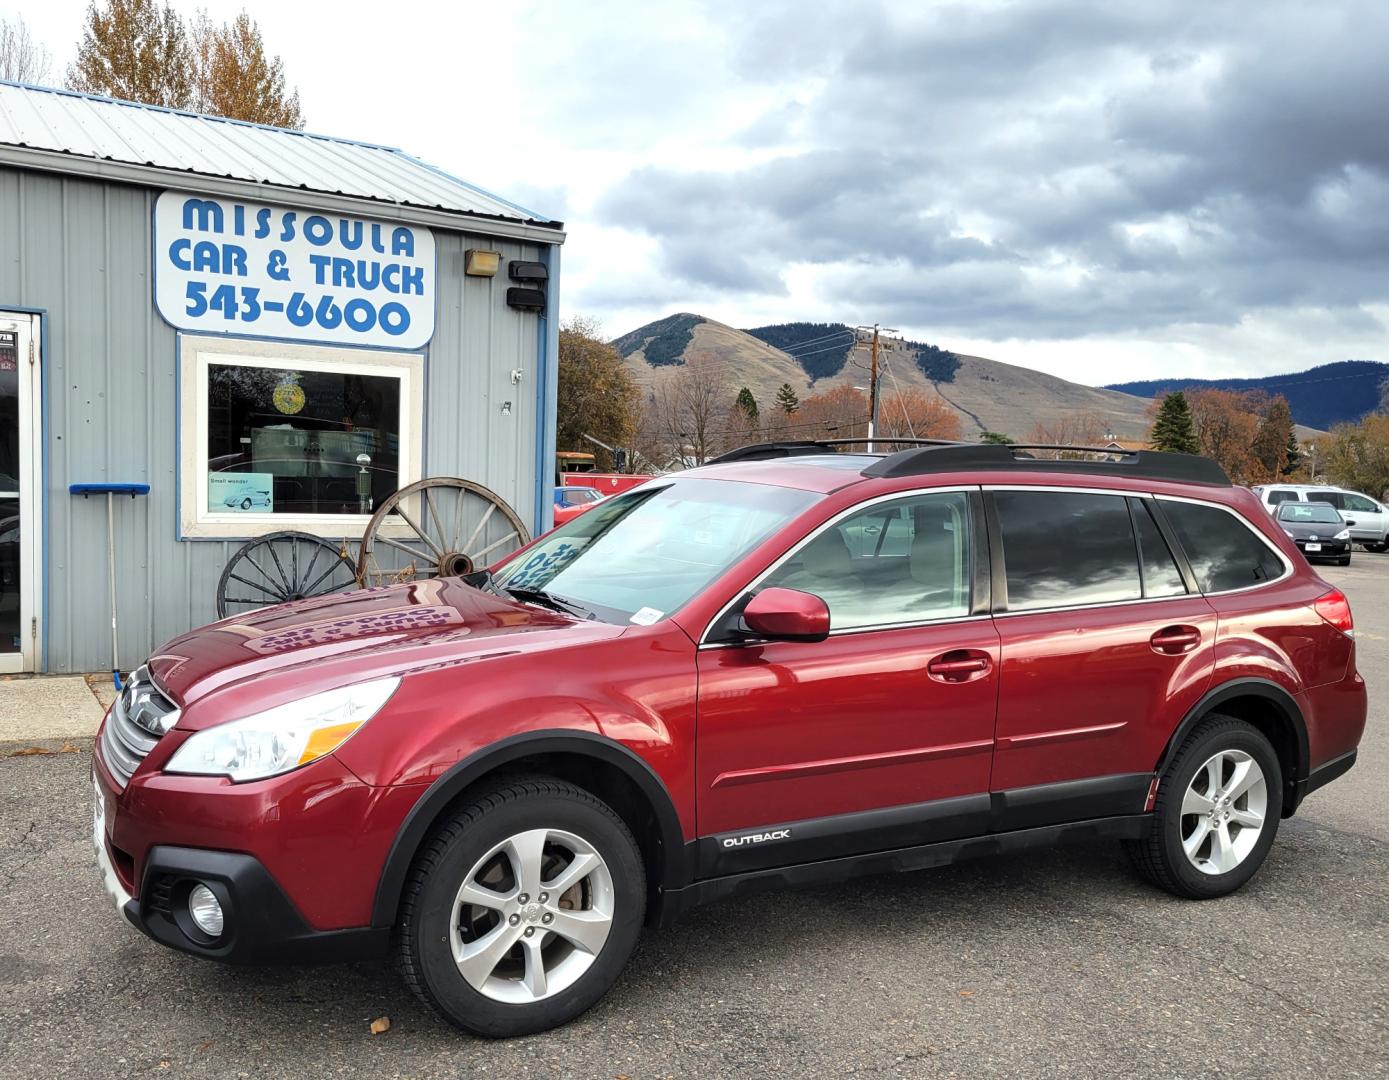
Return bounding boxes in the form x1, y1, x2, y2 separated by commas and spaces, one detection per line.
1294, 539, 1351, 558
122, 846, 389, 964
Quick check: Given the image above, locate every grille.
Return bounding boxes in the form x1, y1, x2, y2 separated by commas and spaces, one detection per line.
98, 666, 179, 789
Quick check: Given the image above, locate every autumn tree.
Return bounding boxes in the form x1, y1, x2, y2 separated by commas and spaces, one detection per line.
1186, 389, 1266, 483
775, 382, 800, 414
796, 385, 869, 442
556, 317, 639, 471
1025, 411, 1110, 458
1320, 415, 1389, 500
0, 16, 52, 83
641, 354, 730, 466
1251, 396, 1295, 482
68, 0, 194, 108
1149, 392, 1200, 454
190, 11, 301, 127
877, 388, 963, 441
69, 2, 302, 127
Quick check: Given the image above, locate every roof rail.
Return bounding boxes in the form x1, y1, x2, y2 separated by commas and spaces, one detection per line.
862, 443, 1231, 485
706, 438, 961, 464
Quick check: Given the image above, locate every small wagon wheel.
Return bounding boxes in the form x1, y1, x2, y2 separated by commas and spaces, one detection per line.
216, 531, 357, 619
355, 477, 531, 587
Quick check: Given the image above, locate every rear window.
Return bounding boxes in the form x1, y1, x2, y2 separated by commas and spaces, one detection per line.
1278, 502, 1342, 524
1160, 501, 1285, 593
1266, 489, 1300, 505
994, 491, 1141, 611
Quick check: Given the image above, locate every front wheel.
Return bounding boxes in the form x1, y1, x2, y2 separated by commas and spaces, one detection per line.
1338, 555, 1352, 566
398, 777, 646, 1037
1125, 715, 1282, 899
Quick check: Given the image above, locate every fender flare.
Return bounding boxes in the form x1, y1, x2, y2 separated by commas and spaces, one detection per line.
1155, 677, 1309, 808
370, 730, 689, 928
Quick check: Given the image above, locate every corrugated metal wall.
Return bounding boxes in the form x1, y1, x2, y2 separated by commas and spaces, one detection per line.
0, 165, 544, 672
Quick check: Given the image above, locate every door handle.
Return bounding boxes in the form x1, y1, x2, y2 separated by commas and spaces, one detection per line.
926, 649, 992, 683
1150, 625, 1201, 654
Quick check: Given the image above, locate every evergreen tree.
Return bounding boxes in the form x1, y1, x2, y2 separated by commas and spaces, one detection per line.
734, 386, 759, 423
774, 382, 799, 414
979, 431, 1013, 444
1282, 430, 1301, 477
1149, 392, 1199, 454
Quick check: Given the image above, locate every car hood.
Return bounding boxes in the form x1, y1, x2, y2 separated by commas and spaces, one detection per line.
1281, 519, 1343, 537
147, 577, 627, 714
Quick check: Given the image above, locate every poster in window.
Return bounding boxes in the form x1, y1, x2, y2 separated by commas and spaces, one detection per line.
210, 472, 275, 512
0, 331, 16, 372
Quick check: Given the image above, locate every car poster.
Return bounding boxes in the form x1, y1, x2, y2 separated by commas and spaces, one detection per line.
210, 472, 275, 513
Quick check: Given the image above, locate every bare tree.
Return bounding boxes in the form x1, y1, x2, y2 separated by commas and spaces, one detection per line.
641, 354, 730, 467
0, 16, 53, 84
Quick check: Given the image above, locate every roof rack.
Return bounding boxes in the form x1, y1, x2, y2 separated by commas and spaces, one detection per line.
862, 443, 1230, 485
706, 438, 961, 464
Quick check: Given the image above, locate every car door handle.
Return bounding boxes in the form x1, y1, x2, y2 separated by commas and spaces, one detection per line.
926, 649, 992, 683
1150, 625, 1201, 654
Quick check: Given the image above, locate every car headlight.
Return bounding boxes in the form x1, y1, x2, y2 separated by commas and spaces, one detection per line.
1335, 528, 1351, 540
165, 677, 399, 782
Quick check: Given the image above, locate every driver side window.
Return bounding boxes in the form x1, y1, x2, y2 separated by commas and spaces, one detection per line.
762, 491, 973, 630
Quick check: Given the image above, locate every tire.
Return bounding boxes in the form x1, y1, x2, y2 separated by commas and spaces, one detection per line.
240, 497, 252, 509
398, 776, 646, 1038
1125, 715, 1282, 899
1338, 555, 1352, 566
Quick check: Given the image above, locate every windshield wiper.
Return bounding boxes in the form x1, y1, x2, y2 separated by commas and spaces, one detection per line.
503, 587, 596, 620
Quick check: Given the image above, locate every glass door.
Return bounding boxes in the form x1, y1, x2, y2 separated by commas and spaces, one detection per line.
0, 314, 40, 672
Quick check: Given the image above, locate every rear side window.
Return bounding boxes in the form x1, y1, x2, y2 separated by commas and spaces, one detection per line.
994, 491, 1141, 611
1160, 501, 1285, 593
1306, 490, 1343, 510
1266, 489, 1299, 505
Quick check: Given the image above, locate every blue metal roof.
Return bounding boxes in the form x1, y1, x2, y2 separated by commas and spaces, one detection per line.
0, 80, 558, 230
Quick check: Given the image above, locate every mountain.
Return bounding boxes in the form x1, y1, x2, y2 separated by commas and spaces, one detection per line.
612, 313, 1159, 440
1105, 361, 1385, 431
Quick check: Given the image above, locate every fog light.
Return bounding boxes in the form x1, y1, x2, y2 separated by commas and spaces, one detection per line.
188, 884, 224, 937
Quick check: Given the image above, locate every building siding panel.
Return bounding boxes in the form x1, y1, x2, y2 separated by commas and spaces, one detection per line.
0, 164, 547, 673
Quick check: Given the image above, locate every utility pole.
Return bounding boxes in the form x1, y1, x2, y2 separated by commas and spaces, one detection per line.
856, 324, 894, 453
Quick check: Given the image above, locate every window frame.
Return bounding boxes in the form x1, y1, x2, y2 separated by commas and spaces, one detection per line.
178, 333, 424, 539
699, 485, 990, 646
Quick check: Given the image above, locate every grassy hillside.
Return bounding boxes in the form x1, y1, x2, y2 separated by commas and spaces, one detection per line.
1106, 360, 1385, 431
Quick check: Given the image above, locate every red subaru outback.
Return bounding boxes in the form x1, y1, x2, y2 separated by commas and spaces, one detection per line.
92, 442, 1365, 1037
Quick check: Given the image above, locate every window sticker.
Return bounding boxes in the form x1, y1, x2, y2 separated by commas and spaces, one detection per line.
629, 607, 664, 625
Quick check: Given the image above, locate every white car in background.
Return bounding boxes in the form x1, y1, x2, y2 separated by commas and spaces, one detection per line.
1251, 484, 1389, 551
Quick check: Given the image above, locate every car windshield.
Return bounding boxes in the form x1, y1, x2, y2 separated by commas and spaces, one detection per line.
494, 478, 820, 623
1278, 502, 1342, 524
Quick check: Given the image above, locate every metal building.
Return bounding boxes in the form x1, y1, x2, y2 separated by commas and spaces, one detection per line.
0, 81, 563, 674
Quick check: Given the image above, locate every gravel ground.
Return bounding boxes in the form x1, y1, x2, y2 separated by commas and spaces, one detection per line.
1, 564, 1385, 1079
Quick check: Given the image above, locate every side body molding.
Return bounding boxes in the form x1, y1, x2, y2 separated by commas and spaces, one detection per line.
369, 730, 690, 929
1154, 677, 1310, 813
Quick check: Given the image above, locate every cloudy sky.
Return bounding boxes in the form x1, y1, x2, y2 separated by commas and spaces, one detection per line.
8, 0, 1389, 385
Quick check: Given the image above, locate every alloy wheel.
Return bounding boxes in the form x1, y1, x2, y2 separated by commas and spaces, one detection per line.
1180, 749, 1268, 875
448, 828, 615, 1004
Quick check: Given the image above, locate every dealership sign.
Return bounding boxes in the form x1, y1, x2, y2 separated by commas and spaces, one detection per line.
154, 191, 435, 349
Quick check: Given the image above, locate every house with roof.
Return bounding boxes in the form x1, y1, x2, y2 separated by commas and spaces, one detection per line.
0, 80, 564, 673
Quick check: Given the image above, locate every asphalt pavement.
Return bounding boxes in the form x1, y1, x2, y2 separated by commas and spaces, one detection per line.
1, 563, 1386, 1079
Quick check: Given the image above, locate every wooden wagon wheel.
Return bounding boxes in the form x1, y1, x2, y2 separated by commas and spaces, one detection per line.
216, 531, 357, 619
355, 477, 531, 587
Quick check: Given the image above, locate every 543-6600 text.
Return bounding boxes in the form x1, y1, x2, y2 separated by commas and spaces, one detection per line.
185, 283, 411, 337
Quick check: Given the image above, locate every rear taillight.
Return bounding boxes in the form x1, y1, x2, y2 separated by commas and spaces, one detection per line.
1314, 589, 1354, 636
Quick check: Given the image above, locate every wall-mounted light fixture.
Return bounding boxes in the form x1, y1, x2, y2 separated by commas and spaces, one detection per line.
465, 249, 501, 277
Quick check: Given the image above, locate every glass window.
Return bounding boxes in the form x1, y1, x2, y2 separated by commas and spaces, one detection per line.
761, 491, 972, 630
1277, 502, 1342, 524
181, 337, 423, 538
1132, 499, 1187, 598
1306, 490, 1343, 510
1266, 489, 1299, 505
206, 363, 401, 516
1341, 492, 1379, 513
1161, 501, 1285, 593
492, 478, 820, 624
995, 491, 1141, 610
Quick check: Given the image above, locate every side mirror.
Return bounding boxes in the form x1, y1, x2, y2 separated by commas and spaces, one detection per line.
742, 587, 831, 643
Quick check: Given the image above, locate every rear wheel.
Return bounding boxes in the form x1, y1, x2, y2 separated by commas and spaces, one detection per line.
398, 777, 646, 1037
1126, 715, 1282, 899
